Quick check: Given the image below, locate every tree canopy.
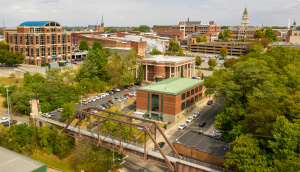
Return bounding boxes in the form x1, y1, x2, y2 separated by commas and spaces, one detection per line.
168, 40, 179, 52
79, 40, 89, 51
195, 56, 202, 67
220, 47, 228, 58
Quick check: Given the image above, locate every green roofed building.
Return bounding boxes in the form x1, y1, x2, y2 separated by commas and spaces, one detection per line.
136, 77, 205, 123
0, 146, 47, 172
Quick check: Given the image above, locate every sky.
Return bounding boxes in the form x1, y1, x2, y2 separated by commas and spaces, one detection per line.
0, 0, 299, 27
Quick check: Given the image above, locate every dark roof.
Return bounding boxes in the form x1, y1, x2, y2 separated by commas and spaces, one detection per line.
293, 21, 296, 26
178, 131, 230, 157
186, 21, 202, 25
209, 21, 216, 25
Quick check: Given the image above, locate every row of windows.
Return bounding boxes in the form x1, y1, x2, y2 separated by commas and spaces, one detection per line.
182, 86, 203, 100
12, 46, 71, 57
30, 28, 61, 33
7, 34, 70, 44
181, 93, 203, 111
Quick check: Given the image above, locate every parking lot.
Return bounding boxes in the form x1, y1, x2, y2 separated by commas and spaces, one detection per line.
51, 85, 143, 122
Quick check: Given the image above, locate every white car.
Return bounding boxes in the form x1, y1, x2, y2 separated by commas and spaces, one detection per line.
105, 92, 109, 96
91, 98, 97, 102
113, 88, 121, 92
178, 123, 186, 130
42, 113, 51, 118
80, 100, 88, 105
95, 96, 100, 100
100, 93, 106, 98
210, 133, 221, 138
57, 108, 62, 112
91, 109, 98, 114
193, 112, 200, 118
0, 117, 10, 123
129, 92, 136, 97
213, 130, 222, 136
186, 116, 194, 123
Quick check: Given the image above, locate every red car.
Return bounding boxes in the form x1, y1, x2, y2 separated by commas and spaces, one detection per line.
207, 100, 213, 105
124, 94, 133, 98
73, 62, 78, 65
107, 100, 114, 104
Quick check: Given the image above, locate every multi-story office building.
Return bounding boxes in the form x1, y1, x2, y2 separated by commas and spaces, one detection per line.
136, 77, 204, 123
153, 18, 221, 39
4, 21, 72, 65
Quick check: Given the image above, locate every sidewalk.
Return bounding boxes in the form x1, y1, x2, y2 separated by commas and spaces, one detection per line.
147, 97, 209, 150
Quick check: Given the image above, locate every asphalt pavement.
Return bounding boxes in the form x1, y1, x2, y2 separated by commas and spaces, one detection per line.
50, 85, 142, 122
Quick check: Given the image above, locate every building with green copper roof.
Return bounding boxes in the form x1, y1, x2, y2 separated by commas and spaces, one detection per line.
138, 77, 203, 95
136, 77, 205, 123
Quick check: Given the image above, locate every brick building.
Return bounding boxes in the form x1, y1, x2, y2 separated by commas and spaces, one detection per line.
136, 77, 204, 123
285, 30, 300, 44
4, 21, 72, 65
153, 18, 221, 39
229, 6, 261, 40
140, 55, 196, 82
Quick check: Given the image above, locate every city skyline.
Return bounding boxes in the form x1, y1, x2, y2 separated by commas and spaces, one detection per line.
0, 0, 299, 27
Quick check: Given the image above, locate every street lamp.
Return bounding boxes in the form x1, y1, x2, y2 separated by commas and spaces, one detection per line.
4, 86, 10, 128
84, 86, 86, 99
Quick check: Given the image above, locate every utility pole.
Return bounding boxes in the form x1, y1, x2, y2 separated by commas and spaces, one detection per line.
5, 86, 10, 128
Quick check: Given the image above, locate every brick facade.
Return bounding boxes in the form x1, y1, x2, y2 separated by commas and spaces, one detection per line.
136, 83, 204, 123
4, 21, 72, 65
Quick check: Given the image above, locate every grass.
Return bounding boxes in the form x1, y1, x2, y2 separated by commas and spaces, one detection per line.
0, 77, 23, 85
126, 97, 136, 106
29, 150, 75, 172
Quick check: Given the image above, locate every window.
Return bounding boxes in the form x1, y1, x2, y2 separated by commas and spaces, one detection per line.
58, 35, 60, 43
195, 87, 198, 93
10, 35, 12, 43
181, 102, 185, 111
15, 45, 18, 51
191, 98, 194, 104
31, 48, 33, 57
186, 100, 190, 108
30, 36, 33, 44
36, 48, 39, 57
47, 36, 50, 44
199, 86, 202, 92
187, 91, 190, 97
195, 95, 198, 102
36, 36, 39, 44
51, 34, 56, 44
40, 35, 44, 45
14, 35, 17, 44
191, 89, 194, 95
151, 94, 159, 111
19, 35, 23, 44
48, 47, 50, 56
20, 47, 23, 53
68, 46, 70, 53
58, 47, 61, 54
41, 46, 45, 56
51, 28, 55, 32
52, 45, 56, 55
26, 47, 29, 56
68, 35, 70, 42
182, 93, 185, 100
199, 93, 202, 100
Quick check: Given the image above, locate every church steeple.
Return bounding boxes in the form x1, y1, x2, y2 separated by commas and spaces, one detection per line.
101, 14, 104, 25
187, 17, 189, 22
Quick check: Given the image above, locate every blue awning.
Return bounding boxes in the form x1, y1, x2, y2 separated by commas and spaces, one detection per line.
52, 56, 57, 59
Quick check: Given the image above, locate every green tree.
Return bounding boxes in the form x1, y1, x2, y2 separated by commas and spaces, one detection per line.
195, 56, 202, 67
0, 41, 9, 50
202, 35, 208, 42
46, 68, 61, 81
92, 41, 103, 51
138, 64, 144, 83
220, 47, 228, 58
264, 27, 277, 42
106, 56, 122, 86
61, 102, 76, 121
177, 47, 185, 56
79, 40, 89, 51
225, 135, 270, 171
168, 40, 179, 52
138, 25, 151, 32
4, 51, 24, 66
150, 47, 162, 55
208, 59, 217, 69
23, 72, 33, 86
119, 70, 133, 87
223, 29, 232, 39
218, 32, 224, 40
181, 66, 184, 78
254, 30, 263, 39
32, 73, 45, 83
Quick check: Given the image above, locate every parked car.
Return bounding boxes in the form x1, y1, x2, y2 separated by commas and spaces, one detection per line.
42, 113, 51, 118
193, 112, 200, 118
111, 89, 117, 93
1, 122, 9, 127
113, 88, 121, 92
155, 142, 165, 150
124, 94, 132, 98
0, 117, 10, 123
124, 85, 130, 89
95, 96, 100, 100
80, 100, 88, 105
57, 108, 63, 112
186, 116, 194, 123
192, 76, 201, 79
49, 112, 55, 116
73, 62, 78, 65
97, 105, 106, 110
101, 103, 108, 109
199, 122, 206, 127
134, 82, 141, 86
129, 92, 136, 97
91, 97, 97, 102
106, 90, 114, 95
99, 93, 106, 97
210, 133, 221, 138
87, 98, 92, 103
129, 84, 134, 88
107, 100, 114, 104
107, 102, 113, 107
207, 100, 213, 105
178, 123, 186, 130
91, 109, 98, 114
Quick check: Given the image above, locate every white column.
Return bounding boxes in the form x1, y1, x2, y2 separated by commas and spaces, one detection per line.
146, 64, 148, 81
169, 66, 171, 78
190, 63, 192, 78
186, 64, 188, 78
